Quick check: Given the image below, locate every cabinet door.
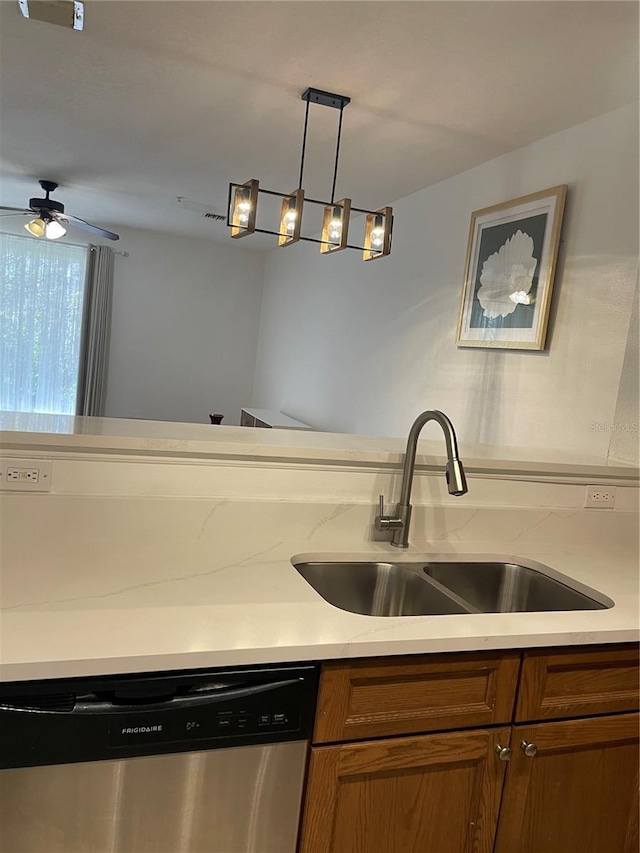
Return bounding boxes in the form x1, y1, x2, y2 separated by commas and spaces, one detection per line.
299, 727, 510, 853
495, 712, 639, 853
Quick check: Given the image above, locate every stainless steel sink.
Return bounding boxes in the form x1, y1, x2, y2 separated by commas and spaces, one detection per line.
422, 561, 608, 613
293, 557, 612, 616
294, 561, 472, 617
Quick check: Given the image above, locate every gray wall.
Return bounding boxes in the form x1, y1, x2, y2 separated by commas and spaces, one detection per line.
104, 227, 265, 426
609, 275, 639, 464
253, 103, 639, 462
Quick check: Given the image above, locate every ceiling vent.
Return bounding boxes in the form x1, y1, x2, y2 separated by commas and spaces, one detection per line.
18, 0, 84, 31
177, 197, 225, 223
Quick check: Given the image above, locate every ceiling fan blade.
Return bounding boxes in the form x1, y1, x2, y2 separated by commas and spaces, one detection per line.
57, 213, 120, 241
0, 206, 31, 214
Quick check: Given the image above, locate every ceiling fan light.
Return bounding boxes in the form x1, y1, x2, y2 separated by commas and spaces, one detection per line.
25, 217, 46, 238
320, 199, 351, 254
363, 207, 393, 261
45, 219, 67, 240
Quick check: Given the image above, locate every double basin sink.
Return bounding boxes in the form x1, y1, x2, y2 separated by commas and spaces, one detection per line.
293, 557, 612, 617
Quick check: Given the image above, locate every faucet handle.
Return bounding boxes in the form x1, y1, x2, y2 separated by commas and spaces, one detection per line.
375, 494, 403, 531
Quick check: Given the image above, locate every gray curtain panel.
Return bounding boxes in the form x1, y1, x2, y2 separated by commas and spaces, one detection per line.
77, 245, 114, 416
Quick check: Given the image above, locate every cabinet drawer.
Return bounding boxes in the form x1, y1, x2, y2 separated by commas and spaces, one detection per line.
314, 651, 520, 743
516, 644, 640, 722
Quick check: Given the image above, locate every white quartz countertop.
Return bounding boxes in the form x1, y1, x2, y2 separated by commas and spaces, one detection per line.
1, 414, 637, 682
2, 534, 638, 683
1, 412, 637, 481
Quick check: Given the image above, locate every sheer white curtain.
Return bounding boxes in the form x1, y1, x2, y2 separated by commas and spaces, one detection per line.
0, 233, 88, 415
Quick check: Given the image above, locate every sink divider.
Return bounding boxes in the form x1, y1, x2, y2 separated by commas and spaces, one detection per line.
415, 569, 482, 615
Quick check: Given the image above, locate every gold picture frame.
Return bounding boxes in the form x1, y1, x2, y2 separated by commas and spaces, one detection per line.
456, 185, 567, 350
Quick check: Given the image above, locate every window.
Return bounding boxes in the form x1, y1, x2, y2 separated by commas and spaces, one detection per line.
0, 233, 88, 415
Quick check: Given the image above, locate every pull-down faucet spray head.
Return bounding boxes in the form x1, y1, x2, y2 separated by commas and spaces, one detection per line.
445, 458, 468, 496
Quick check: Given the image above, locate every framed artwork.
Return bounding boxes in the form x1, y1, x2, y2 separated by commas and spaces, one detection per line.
456, 185, 567, 350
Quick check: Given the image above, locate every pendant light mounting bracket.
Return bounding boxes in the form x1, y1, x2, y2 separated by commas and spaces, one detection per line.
301, 88, 350, 110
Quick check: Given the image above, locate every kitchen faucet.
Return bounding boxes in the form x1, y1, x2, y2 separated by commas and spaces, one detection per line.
376, 410, 468, 548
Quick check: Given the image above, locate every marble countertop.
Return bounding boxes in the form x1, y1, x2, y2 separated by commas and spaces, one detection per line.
1, 413, 637, 682
2, 535, 637, 683
1, 412, 637, 481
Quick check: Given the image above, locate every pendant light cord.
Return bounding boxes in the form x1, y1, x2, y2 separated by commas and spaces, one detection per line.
330, 105, 344, 204
297, 96, 311, 191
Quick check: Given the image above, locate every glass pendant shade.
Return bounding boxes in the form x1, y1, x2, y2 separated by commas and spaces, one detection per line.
230, 179, 259, 238
320, 199, 351, 254
45, 219, 66, 240
25, 217, 46, 237
278, 189, 304, 247
363, 207, 393, 260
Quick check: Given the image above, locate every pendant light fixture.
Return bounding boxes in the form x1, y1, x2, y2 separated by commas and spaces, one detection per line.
228, 88, 393, 260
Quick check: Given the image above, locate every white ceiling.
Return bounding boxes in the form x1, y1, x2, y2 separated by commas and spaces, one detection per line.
0, 0, 637, 247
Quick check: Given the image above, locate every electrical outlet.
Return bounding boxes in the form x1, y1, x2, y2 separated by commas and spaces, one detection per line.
584, 485, 616, 509
0, 459, 52, 492
8, 467, 40, 483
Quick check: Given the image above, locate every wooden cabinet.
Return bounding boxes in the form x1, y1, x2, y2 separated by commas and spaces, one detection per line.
301, 645, 639, 853
299, 727, 510, 853
516, 644, 640, 721
314, 652, 520, 743
495, 713, 639, 853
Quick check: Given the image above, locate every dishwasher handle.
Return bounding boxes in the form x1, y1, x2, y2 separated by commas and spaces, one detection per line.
1, 678, 303, 716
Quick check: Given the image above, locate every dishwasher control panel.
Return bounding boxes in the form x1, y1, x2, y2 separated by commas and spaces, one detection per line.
0, 664, 318, 769
109, 703, 301, 748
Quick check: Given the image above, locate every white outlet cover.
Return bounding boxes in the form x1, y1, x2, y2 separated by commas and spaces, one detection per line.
584, 484, 616, 509
0, 459, 53, 492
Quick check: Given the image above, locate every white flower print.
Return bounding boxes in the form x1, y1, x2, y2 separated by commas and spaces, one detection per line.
477, 230, 537, 319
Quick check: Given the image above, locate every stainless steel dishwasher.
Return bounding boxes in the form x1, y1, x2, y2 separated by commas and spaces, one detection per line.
0, 664, 317, 853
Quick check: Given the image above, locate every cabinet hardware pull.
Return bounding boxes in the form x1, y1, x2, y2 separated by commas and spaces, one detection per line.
521, 740, 537, 757
495, 745, 512, 761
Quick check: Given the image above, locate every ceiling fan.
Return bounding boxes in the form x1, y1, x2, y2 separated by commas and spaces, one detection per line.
0, 180, 120, 241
